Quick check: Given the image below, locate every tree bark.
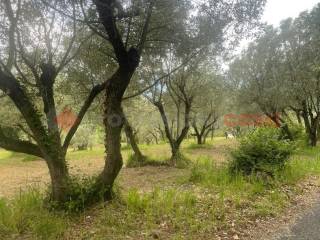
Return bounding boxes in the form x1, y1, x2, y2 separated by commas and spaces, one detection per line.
301, 104, 319, 147
46, 152, 69, 202
96, 67, 137, 199
155, 100, 191, 166
310, 130, 318, 146
124, 115, 145, 163
171, 143, 182, 163
197, 135, 204, 145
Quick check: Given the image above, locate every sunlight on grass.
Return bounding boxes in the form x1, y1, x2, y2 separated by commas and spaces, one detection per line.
66, 146, 105, 161
0, 150, 13, 164
0, 150, 39, 164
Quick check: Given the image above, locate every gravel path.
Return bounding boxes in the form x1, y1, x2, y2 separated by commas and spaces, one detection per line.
274, 203, 320, 240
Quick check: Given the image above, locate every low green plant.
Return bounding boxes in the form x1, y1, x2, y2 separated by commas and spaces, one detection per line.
125, 188, 196, 214
187, 143, 212, 150
170, 152, 191, 168
229, 127, 295, 177
0, 190, 67, 239
126, 152, 167, 168
47, 175, 106, 213
126, 153, 147, 168
287, 123, 306, 141
121, 144, 132, 151
187, 157, 292, 220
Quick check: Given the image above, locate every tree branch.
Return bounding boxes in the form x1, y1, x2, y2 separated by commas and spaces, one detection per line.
0, 127, 43, 158
63, 80, 108, 151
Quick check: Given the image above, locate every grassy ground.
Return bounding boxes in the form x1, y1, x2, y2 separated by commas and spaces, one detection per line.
0, 138, 320, 239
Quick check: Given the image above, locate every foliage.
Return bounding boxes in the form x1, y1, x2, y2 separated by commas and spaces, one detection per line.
228, 4, 320, 146
229, 127, 295, 177
0, 190, 67, 240
70, 124, 97, 151
47, 175, 105, 213
287, 122, 307, 142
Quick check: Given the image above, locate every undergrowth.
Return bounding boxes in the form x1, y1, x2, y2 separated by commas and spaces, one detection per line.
1, 144, 320, 239
126, 152, 167, 168
0, 189, 67, 240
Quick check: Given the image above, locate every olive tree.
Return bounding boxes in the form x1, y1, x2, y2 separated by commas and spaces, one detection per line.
49, 0, 266, 199
0, 0, 108, 203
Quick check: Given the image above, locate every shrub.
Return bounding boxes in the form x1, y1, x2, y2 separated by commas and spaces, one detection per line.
287, 123, 305, 141
47, 175, 107, 213
229, 127, 295, 177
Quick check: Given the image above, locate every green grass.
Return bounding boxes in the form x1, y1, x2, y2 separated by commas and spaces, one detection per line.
0, 189, 68, 240
0, 151, 40, 165
0, 137, 221, 166
126, 152, 167, 168
93, 188, 210, 239
66, 146, 105, 161
297, 145, 320, 157
186, 143, 212, 150
185, 149, 320, 220
1, 138, 320, 239
89, 145, 320, 239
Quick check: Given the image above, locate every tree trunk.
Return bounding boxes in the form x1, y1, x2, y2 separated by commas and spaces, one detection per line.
45, 150, 69, 203
96, 96, 123, 200
124, 116, 145, 163
170, 143, 182, 165
301, 107, 318, 147
211, 126, 214, 140
295, 111, 302, 125
310, 130, 317, 146
309, 119, 318, 146
196, 134, 204, 145
95, 68, 137, 200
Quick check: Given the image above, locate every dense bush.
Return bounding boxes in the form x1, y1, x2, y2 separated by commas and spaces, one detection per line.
229, 127, 295, 177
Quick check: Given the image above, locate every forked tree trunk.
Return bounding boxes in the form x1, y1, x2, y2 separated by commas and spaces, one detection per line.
193, 125, 212, 145
155, 101, 191, 166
